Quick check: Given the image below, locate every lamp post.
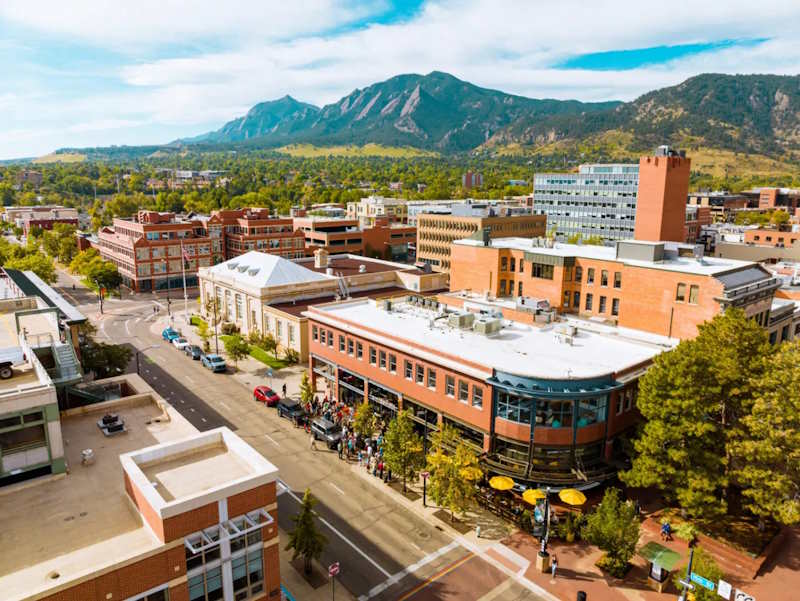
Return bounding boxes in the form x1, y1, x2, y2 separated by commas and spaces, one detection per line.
135, 345, 159, 375
95, 279, 104, 314
422, 406, 429, 506
163, 259, 171, 316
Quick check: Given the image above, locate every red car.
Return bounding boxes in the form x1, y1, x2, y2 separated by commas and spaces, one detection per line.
254, 386, 280, 406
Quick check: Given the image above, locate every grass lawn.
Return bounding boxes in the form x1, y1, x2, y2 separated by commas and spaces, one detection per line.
218, 335, 290, 369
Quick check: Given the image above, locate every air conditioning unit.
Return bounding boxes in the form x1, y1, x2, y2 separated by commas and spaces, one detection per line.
448, 312, 475, 329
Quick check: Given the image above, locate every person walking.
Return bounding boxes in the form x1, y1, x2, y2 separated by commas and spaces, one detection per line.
337, 439, 343, 460
282, 383, 287, 397
309, 432, 317, 451
551, 555, 558, 580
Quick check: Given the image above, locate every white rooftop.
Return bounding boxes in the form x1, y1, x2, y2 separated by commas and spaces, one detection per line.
205, 251, 331, 288
454, 237, 759, 277
307, 298, 674, 380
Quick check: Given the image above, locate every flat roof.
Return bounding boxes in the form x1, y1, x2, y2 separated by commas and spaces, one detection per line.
454, 237, 759, 277
299, 255, 411, 276
0, 394, 197, 601
270, 286, 412, 317
307, 298, 674, 380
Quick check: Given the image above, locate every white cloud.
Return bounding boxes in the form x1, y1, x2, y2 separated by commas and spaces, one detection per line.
1, 0, 799, 158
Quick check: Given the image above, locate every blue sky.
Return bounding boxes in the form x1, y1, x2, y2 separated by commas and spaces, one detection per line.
0, 0, 798, 159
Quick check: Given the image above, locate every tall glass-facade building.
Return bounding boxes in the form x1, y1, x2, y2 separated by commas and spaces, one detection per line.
532, 164, 639, 241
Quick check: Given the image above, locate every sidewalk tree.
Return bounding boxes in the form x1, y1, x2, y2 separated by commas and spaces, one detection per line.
299, 371, 314, 405
383, 410, 424, 492
352, 399, 376, 438
621, 308, 771, 520
80, 339, 133, 379
581, 487, 639, 578
286, 488, 328, 575
733, 340, 800, 526
223, 334, 249, 368
262, 332, 278, 359
674, 547, 723, 601
426, 424, 482, 522
5, 251, 56, 283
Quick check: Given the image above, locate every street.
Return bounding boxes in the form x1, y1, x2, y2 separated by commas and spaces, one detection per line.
55, 269, 542, 601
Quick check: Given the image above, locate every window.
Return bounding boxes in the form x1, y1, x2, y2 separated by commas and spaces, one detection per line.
599, 296, 607, 313
459, 380, 469, 403
427, 368, 436, 389
510, 257, 516, 272
339, 335, 345, 352
369, 347, 377, 365
614, 271, 622, 288
624, 387, 635, 411
499, 280, 507, 295
601, 270, 608, 286
388, 354, 396, 373
616, 394, 623, 415
501, 256, 508, 271
587, 268, 595, 284
472, 386, 483, 408
577, 397, 608, 427
416, 364, 425, 384
531, 263, 554, 279
327, 329, 332, 347
689, 284, 699, 304
518, 281, 523, 297
0, 423, 46, 452
519, 258, 524, 272
312, 326, 318, 342
573, 291, 580, 308
347, 339, 354, 355
676, 283, 686, 302
379, 350, 386, 369
611, 298, 620, 316
563, 290, 570, 308
445, 375, 455, 397
585, 293, 593, 311
288, 325, 295, 344
405, 360, 413, 379
575, 266, 582, 282
130, 588, 170, 601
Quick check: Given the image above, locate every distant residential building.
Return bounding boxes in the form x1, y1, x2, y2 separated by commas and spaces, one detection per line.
15, 169, 43, 188
688, 191, 750, 222
389, 181, 403, 191
405, 198, 530, 226
462, 171, 483, 190
293, 215, 416, 260
746, 187, 800, 211
2, 205, 79, 235
684, 205, 713, 244
416, 210, 546, 272
347, 195, 408, 227
744, 227, 800, 247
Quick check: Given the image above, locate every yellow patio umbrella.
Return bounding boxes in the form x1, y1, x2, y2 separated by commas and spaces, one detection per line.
522, 488, 547, 504
489, 476, 515, 491
558, 488, 587, 506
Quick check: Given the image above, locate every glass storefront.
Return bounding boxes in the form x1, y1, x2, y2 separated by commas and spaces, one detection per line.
495, 391, 607, 430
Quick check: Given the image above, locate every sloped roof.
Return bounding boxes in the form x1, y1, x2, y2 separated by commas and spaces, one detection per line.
206, 251, 331, 288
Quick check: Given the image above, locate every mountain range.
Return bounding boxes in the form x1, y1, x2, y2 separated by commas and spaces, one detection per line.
181, 71, 800, 159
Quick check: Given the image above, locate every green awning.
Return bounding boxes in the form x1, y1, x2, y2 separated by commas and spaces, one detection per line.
638, 542, 682, 571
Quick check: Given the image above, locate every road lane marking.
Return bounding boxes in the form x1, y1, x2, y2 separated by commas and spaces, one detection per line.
263, 433, 280, 446
410, 542, 421, 551
201, 418, 207, 423
219, 402, 231, 411
329, 483, 345, 496
185, 376, 195, 384
125, 319, 131, 336
278, 478, 391, 578
358, 541, 462, 601
395, 552, 474, 601
189, 408, 195, 412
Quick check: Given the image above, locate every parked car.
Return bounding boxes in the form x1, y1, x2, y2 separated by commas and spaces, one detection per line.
201, 353, 227, 373
0, 348, 25, 380
276, 398, 307, 425
172, 337, 190, 351
161, 327, 180, 341
253, 385, 280, 406
310, 417, 344, 449
184, 344, 202, 360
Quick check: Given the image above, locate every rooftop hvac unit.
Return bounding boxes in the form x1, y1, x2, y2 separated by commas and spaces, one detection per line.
473, 317, 502, 335
556, 324, 578, 337
448, 312, 475, 329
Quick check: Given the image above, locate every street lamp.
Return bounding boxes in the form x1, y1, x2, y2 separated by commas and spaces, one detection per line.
135, 345, 159, 375
94, 279, 104, 314
163, 259, 171, 316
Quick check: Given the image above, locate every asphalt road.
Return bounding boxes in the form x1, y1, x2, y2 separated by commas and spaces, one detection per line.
54, 269, 541, 601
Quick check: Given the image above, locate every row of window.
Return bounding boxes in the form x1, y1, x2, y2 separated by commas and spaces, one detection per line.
311, 325, 483, 408
675, 283, 700, 304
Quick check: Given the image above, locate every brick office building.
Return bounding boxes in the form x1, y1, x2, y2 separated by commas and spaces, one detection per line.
0, 374, 280, 601
293, 216, 417, 260
206, 208, 305, 260
684, 205, 713, 244
306, 295, 669, 485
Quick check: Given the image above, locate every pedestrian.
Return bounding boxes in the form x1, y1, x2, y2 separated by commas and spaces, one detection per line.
282, 383, 287, 397
357, 449, 363, 467
476, 525, 481, 539
337, 439, 343, 459
310, 432, 317, 450
551, 555, 558, 579
378, 461, 384, 480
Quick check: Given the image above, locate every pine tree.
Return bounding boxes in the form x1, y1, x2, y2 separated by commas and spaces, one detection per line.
621, 308, 771, 519
581, 487, 640, 578
426, 425, 482, 522
383, 410, 424, 492
285, 489, 328, 575
733, 341, 800, 526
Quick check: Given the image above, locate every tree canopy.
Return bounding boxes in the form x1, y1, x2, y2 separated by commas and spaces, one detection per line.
285, 488, 328, 575
383, 410, 424, 492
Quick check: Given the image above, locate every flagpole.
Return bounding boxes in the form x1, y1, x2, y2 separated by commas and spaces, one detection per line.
181, 239, 188, 322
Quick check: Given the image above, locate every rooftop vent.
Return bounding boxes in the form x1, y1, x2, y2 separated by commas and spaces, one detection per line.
227, 262, 239, 270
237, 264, 248, 272
248, 267, 260, 276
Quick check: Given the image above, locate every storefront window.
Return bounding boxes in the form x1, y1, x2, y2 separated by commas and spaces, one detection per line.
494, 438, 529, 464
577, 397, 607, 426
534, 399, 572, 428
495, 392, 532, 425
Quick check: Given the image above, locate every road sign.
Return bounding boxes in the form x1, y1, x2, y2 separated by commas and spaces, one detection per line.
691, 572, 716, 591
733, 590, 755, 601
717, 580, 732, 599
328, 562, 340, 577
266, 368, 273, 378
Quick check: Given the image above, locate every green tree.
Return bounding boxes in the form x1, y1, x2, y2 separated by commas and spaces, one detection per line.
223, 334, 249, 367
262, 332, 278, 359
5, 252, 56, 283
674, 547, 723, 601
383, 410, 424, 492
352, 399, 376, 438
732, 341, 800, 526
426, 424, 482, 522
581, 487, 640, 578
80, 340, 133, 379
285, 489, 328, 575
621, 308, 772, 519
299, 371, 314, 405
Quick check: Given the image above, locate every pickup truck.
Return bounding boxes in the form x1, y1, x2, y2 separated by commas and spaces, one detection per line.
0, 348, 26, 380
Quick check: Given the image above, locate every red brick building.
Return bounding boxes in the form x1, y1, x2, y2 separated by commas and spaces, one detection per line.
684, 205, 712, 243
206, 208, 305, 260
293, 216, 416, 260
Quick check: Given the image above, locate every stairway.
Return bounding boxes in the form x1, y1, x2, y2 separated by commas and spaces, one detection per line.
52, 343, 82, 382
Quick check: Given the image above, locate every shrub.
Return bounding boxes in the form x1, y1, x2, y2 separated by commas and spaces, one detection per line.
675, 521, 699, 543
221, 322, 239, 335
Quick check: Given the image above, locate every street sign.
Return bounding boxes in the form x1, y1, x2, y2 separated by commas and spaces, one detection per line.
733, 590, 755, 601
717, 580, 732, 599
691, 572, 716, 591
267, 368, 273, 378
328, 562, 340, 577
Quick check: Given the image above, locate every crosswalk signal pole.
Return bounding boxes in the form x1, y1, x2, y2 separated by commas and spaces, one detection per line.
678, 548, 695, 601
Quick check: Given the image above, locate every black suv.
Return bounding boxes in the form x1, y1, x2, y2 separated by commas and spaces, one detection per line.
276, 398, 307, 425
